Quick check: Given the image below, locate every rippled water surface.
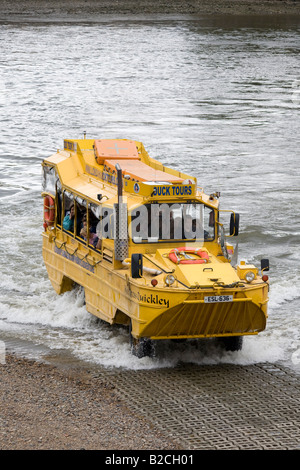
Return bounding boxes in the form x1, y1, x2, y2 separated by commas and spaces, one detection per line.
0, 14, 299, 371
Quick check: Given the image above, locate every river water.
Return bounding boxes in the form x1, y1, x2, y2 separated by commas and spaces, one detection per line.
0, 13, 299, 371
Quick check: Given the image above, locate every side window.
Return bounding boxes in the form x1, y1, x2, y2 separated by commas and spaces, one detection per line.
88, 203, 102, 250
77, 202, 102, 251
42, 165, 57, 194
56, 181, 62, 227
62, 192, 75, 234
75, 199, 87, 238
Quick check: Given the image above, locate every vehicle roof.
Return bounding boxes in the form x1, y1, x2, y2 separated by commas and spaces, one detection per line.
42, 138, 218, 208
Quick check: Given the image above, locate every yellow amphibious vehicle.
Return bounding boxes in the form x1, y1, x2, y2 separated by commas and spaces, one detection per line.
42, 137, 269, 357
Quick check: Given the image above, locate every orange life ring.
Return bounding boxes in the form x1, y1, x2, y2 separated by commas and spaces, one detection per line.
169, 247, 209, 265
44, 195, 55, 227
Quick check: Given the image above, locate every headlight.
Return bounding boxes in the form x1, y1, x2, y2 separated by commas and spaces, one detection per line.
245, 271, 255, 283
165, 274, 176, 286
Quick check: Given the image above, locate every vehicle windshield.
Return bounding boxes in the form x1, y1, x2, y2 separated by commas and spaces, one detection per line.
130, 202, 215, 243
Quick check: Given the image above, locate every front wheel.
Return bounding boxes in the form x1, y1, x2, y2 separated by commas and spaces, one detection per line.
217, 336, 243, 352
129, 323, 155, 358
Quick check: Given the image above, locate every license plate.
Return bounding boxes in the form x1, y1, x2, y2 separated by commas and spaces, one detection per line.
204, 295, 233, 303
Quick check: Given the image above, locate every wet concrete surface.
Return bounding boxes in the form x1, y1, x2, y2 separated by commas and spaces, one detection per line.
3, 337, 300, 449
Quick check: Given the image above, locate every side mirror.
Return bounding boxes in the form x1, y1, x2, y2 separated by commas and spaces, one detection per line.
131, 253, 143, 278
261, 259, 270, 272
230, 212, 239, 236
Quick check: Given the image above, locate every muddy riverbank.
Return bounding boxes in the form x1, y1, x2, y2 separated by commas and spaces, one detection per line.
0, 0, 299, 17
2, 351, 299, 450
0, 353, 180, 450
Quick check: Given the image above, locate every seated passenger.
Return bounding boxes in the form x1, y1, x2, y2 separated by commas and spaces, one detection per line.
63, 204, 75, 231
80, 221, 101, 249
80, 212, 96, 234
80, 213, 87, 233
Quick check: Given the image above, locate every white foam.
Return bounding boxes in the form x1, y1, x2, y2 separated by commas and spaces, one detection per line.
268, 276, 300, 309
0, 273, 299, 371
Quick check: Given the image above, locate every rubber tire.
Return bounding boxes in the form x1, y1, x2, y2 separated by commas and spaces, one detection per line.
217, 336, 243, 352
129, 322, 155, 358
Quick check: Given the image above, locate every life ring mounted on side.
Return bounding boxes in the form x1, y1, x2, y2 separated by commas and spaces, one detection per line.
168, 247, 210, 265
43, 195, 55, 229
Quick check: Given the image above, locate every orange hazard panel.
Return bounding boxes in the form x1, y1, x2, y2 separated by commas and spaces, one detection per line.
94, 139, 140, 165
104, 159, 183, 183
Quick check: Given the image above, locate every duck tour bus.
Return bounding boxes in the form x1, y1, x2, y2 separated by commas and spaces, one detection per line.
42, 137, 270, 357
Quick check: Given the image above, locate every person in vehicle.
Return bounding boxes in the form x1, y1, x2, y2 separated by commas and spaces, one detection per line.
63, 203, 75, 231
80, 219, 101, 249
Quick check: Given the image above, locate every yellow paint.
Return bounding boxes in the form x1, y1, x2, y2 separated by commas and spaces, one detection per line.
42, 138, 269, 345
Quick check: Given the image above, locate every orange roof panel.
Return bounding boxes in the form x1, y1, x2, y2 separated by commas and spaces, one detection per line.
94, 139, 140, 165
104, 159, 183, 183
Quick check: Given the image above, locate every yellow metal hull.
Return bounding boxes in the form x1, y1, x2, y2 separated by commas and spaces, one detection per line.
41, 137, 270, 356
137, 294, 266, 339
43, 234, 268, 341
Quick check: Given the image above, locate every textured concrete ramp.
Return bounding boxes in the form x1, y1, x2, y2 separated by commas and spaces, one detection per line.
103, 363, 300, 449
